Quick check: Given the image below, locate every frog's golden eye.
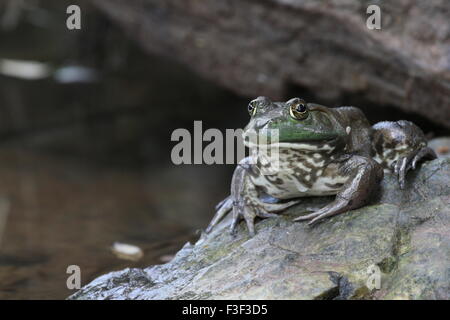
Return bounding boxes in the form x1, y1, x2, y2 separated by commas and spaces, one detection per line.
289, 100, 309, 120
247, 101, 258, 116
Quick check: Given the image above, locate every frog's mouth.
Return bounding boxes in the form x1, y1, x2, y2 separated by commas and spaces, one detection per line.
243, 124, 339, 144
243, 134, 340, 152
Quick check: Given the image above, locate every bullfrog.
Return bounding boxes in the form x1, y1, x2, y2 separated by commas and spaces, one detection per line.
206, 96, 437, 236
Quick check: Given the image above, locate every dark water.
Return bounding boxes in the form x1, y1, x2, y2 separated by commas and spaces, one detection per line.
0, 1, 246, 299
0, 148, 233, 299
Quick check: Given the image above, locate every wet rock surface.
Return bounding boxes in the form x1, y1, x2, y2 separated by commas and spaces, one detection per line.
70, 156, 450, 300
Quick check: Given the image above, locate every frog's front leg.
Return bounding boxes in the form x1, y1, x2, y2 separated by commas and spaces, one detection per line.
294, 156, 383, 225
228, 160, 285, 236
205, 195, 233, 234
206, 158, 295, 236
205, 159, 257, 235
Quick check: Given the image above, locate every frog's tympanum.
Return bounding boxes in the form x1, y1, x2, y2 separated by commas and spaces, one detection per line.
206, 97, 437, 236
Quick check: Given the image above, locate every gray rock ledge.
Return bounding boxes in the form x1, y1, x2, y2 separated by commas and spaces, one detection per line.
69, 157, 450, 300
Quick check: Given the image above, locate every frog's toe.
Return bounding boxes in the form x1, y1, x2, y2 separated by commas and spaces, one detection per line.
242, 208, 279, 236
229, 219, 239, 237
206, 196, 233, 234
396, 157, 410, 189
308, 214, 330, 225
214, 195, 232, 211
258, 199, 300, 213
228, 203, 257, 237
229, 209, 241, 236
411, 147, 437, 169
293, 205, 333, 221
243, 215, 256, 237
393, 147, 437, 189
228, 206, 277, 237
304, 201, 349, 225
293, 211, 319, 222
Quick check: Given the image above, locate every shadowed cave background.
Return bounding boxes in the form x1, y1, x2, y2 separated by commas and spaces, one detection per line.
0, 0, 449, 299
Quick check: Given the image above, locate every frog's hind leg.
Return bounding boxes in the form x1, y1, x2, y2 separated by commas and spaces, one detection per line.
205, 158, 279, 237
372, 120, 437, 189
294, 155, 383, 225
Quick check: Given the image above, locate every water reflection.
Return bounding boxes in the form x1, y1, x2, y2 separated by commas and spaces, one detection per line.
0, 147, 237, 299
0, 0, 247, 299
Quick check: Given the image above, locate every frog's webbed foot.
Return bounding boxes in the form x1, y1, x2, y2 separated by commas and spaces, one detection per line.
206, 195, 298, 236
229, 200, 279, 237
206, 157, 284, 237
294, 155, 383, 225
294, 196, 352, 225
228, 196, 300, 236
372, 120, 437, 190
392, 147, 437, 189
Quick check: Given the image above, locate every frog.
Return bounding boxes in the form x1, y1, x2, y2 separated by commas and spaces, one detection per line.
205, 96, 437, 236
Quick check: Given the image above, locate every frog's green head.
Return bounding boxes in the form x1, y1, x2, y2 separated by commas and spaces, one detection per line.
243, 96, 346, 149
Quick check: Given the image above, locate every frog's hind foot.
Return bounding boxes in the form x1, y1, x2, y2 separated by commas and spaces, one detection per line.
372, 120, 437, 189
391, 146, 437, 189
229, 202, 280, 237
294, 196, 352, 225
229, 197, 300, 236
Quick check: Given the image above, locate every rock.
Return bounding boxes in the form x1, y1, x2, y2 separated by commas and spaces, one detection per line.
70, 157, 450, 300
91, 0, 450, 129
429, 137, 450, 159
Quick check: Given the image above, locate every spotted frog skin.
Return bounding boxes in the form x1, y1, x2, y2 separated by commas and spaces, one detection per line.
206, 97, 437, 236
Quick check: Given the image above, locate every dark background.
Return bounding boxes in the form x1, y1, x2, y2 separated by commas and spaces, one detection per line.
0, 0, 247, 299
0, 0, 448, 299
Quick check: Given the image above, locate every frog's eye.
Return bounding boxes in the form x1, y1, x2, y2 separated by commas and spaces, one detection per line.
247, 101, 258, 116
289, 99, 309, 120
